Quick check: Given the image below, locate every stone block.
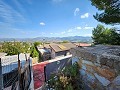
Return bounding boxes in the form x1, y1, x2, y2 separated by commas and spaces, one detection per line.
94, 73, 110, 86
81, 64, 87, 70
82, 60, 94, 66
86, 72, 96, 82
96, 67, 115, 81
78, 59, 82, 69
107, 86, 120, 90
72, 57, 79, 64
100, 57, 107, 65
79, 69, 86, 76
90, 82, 97, 89
86, 64, 95, 73
106, 60, 114, 68
112, 76, 120, 86
114, 61, 120, 74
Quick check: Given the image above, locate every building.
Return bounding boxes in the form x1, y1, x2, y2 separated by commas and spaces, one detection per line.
37, 44, 51, 61
74, 43, 91, 47
49, 43, 76, 59
37, 43, 76, 61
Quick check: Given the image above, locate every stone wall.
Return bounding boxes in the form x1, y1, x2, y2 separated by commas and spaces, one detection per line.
70, 45, 120, 90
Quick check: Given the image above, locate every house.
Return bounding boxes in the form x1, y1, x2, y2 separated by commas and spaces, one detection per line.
37, 44, 51, 61
49, 43, 76, 59
37, 43, 76, 60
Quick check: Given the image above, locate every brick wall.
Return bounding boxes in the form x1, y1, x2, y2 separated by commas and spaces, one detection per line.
70, 45, 120, 90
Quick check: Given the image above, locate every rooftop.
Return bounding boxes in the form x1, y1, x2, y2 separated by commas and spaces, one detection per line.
49, 43, 76, 52
74, 43, 91, 47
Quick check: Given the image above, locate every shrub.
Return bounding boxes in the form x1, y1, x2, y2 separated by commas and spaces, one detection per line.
48, 62, 83, 90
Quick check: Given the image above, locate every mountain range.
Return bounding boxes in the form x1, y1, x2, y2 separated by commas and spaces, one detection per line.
0, 36, 92, 43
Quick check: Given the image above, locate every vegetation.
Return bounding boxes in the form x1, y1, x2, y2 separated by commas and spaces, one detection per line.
0, 41, 41, 62
90, 0, 120, 25
62, 40, 69, 43
30, 46, 39, 58
48, 62, 83, 90
30, 42, 41, 62
34, 42, 41, 47
92, 24, 120, 45
0, 42, 30, 55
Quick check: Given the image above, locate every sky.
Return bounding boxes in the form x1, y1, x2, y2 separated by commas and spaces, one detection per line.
0, 0, 119, 38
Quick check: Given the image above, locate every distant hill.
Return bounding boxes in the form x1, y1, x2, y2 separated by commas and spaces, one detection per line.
0, 36, 92, 43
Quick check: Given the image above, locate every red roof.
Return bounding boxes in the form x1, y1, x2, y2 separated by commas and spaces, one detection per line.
74, 43, 91, 47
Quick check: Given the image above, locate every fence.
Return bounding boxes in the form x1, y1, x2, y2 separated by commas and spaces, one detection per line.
44, 56, 72, 82
18, 58, 32, 90
0, 54, 32, 90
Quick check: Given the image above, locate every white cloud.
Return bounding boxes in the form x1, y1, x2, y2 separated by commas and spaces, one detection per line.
67, 29, 72, 32
75, 26, 82, 30
80, 13, 89, 18
74, 8, 80, 16
84, 26, 93, 30
40, 22, 45, 26
61, 31, 66, 34
50, 33, 53, 35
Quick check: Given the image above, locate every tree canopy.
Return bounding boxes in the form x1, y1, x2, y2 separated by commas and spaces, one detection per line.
92, 24, 120, 45
90, 0, 120, 24
1, 42, 30, 55
30, 46, 39, 58
62, 40, 69, 43
34, 42, 41, 47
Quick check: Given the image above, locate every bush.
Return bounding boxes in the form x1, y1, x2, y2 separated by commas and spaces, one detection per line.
48, 62, 83, 90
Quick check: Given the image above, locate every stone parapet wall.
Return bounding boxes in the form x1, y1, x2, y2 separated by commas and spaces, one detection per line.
70, 45, 120, 90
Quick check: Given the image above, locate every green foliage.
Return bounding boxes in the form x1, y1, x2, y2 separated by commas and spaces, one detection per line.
6, 45, 19, 55
34, 42, 41, 47
23, 42, 30, 53
62, 40, 69, 43
90, 0, 120, 25
92, 24, 120, 45
30, 46, 39, 58
1, 42, 30, 55
48, 63, 83, 90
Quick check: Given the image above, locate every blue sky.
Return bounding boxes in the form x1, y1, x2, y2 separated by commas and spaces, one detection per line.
0, 0, 119, 38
